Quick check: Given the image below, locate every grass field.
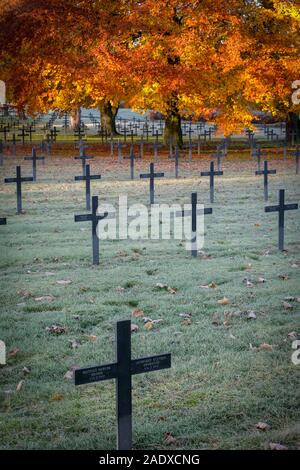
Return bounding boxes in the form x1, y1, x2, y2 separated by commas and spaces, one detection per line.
0, 146, 299, 450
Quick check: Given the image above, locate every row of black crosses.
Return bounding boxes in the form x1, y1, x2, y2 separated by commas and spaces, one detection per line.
1, 145, 298, 258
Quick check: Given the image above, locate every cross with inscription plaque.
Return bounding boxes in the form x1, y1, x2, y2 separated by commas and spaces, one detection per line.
74, 319, 171, 450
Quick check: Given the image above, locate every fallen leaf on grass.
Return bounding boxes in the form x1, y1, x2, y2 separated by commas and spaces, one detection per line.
269, 443, 288, 451
224, 311, 240, 318
35, 295, 54, 302
144, 321, 153, 331
246, 311, 257, 320
17, 290, 33, 298
279, 274, 289, 281
23, 366, 31, 375
46, 325, 67, 335
258, 277, 266, 283
131, 324, 139, 333
200, 282, 217, 289
83, 334, 97, 342
64, 365, 80, 380
50, 394, 64, 401
69, 339, 80, 349
56, 279, 72, 285
259, 343, 273, 351
182, 319, 192, 326
287, 332, 299, 340
8, 348, 20, 358
283, 302, 293, 310
243, 279, 254, 288
218, 297, 230, 305
255, 422, 269, 431
163, 433, 178, 445
156, 283, 177, 294
132, 309, 144, 318
16, 380, 24, 392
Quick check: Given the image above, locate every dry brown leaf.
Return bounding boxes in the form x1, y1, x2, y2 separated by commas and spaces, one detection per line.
84, 334, 97, 342
50, 394, 64, 401
46, 325, 67, 335
288, 332, 299, 340
255, 422, 269, 431
224, 311, 240, 318
144, 321, 154, 331
283, 301, 293, 310
258, 277, 266, 283
69, 339, 80, 349
23, 366, 31, 375
8, 348, 20, 357
163, 433, 178, 445
259, 343, 273, 351
132, 309, 144, 318
218, 297, 230, 305
269, 443, 288, 450
200, 282, 217, 289
56, 279, 72, 285
279, 274, 289, 281
182, 319, 192, 326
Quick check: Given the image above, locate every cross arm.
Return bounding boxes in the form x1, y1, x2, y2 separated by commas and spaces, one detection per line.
265, 205, 279, 213
74, 362, 118, 385
4, 178, 17, 183
284, 203, 298, 211
140, 173, 150, 179
131, 353, 171, 375
154, 173, 165, 178
74, 214, 93, 222
21, 177, 34, 182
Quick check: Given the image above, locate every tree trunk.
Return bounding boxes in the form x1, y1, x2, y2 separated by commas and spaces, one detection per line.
286, 112, 300, 145
99, 101, 119, 136
70, 108, 81, 131
163, 97, 183, 149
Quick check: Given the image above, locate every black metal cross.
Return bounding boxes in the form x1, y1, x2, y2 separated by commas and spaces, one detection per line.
74, 195, 109, 265
7, 133, 21, 156
265, 189, 298, 251
0, 139, 3, 166
124, 146, 141, 180
140, 163, 164, 204
0, 217, 7, 225
175, 192, 212, 257
74, 319, 171, 450
26, 125, 36, 142
4, 166, 33, 213
17, 126, 29, 144
174, 145, 180, 178
288, 145, 300, 175
211, 144, 223, 171
74, 146, 94, 176
75, 164, 101, 211
255, 160, 276, 201
200, 161, 223, 203
24, 148, 45, 181
0, 125, 9, 142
